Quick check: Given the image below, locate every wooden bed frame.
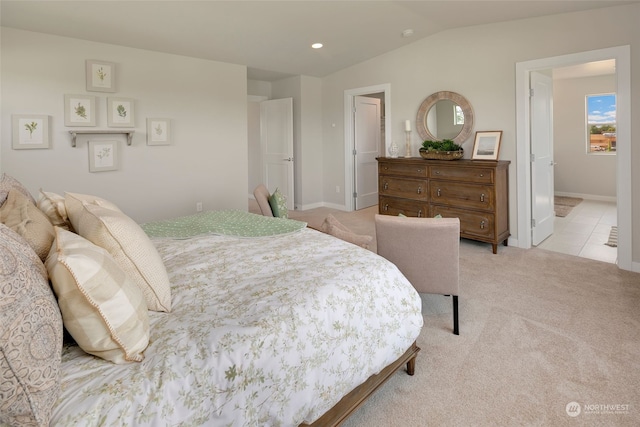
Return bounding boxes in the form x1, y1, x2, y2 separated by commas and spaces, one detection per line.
301, 341, 420, 427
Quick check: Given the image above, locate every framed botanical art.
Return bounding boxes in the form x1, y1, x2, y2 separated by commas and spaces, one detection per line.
12, 115, 50, 149
88, 140, 118, 172
64, 94, 96, 127
86, 60, 116, 92
146, 118, 171, 145
471, 131, 503, 160
107, 97, 135, 128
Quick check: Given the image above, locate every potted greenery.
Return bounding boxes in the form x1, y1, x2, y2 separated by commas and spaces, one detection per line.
419, 139, 464, 160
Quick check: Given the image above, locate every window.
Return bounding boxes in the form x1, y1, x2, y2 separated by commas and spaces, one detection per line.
586, 93, 616, 154
454, 105, 464, 125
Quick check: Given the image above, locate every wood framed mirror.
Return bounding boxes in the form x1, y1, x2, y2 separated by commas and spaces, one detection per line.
416, 91, 474, 145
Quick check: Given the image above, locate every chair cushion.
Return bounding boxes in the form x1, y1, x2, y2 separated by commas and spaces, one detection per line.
0, 189, 55, 262
46, 227, 150, 364
67, 202, 171, 312
268, 188, 288, 218
0, 224, 63, 426
320, 214, 373, 250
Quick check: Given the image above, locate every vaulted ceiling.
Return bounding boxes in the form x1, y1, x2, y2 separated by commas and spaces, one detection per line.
1, 1, 636, 81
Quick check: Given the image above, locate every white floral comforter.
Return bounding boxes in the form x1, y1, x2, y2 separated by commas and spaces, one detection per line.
51, 228, 423, 426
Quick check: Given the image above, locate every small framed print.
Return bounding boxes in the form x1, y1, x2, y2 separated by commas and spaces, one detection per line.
88, 140, 118, 172
64, 94, 96, 127
107, 97, 135, 128
12, 115, 50, 149
86, 60, 116, 92
146, 118, 171, 145
471, 131, 503, 160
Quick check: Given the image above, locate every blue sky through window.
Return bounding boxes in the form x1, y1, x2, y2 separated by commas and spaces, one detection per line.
587, 94, 616, 125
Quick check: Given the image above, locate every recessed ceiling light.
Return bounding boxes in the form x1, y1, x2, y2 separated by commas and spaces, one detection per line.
401, 29, 414, 38
311, 43, 323, 49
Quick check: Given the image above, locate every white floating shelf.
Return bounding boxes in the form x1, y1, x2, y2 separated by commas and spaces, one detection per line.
69, 130, 134, 147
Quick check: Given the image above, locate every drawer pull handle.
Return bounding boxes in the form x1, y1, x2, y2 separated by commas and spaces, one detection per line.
384, 204, 389, 211
480, 193, 485, 202
435, 171, 441, 175
384, 182, 389, 190
480, 220, 486, 229
417, 210, 423, 217
417, 168, 422, 172
437, 188, 441, 197
417, 186, 422, 194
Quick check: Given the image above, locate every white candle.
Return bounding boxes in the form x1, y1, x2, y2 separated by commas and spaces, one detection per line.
405, 120, 411, 132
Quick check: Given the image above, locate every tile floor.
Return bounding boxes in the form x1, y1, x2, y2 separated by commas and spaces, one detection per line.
536, 199, 618, 264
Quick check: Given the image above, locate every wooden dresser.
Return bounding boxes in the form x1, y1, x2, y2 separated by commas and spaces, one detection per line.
377, 157, 510, 253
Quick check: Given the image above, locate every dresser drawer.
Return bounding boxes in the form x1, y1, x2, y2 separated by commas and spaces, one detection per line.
429, 165, 494, 184
379, 177, 428, 201
431, 206, 495, 239
430, 181, 494, 211
379, 196, 429, 218
379, 161, 428, 178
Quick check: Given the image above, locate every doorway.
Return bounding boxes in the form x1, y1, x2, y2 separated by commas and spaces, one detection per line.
515, 46, 631, 271
344, 84, 391, 212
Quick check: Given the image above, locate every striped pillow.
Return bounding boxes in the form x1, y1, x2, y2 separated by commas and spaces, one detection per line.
45, 227, 150, 364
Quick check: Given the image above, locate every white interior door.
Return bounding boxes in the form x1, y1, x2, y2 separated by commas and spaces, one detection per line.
261, 98, 294, 210
531, 71, 555, 246
354, 95, 381, 210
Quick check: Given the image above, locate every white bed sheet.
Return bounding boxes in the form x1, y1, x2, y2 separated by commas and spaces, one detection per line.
51, 228, 423, 426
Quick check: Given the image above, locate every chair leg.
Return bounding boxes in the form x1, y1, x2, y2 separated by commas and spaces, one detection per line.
452, 295, 459, 335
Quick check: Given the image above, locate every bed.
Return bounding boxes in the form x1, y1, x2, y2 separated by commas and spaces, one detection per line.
0, 176, 423, 426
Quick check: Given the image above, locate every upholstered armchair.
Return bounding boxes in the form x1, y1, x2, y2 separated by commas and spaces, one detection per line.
253, 185, 274, 217
375, 214, 460, 335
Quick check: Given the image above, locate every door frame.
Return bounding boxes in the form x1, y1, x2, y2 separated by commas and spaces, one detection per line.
344, 84, 391, 211
515, 45, 632, 271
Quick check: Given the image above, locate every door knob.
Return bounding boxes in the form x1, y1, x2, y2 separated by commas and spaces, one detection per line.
283, 157, 294, 161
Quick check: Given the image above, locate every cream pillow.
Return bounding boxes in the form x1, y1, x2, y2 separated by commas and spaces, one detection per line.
67, 202, 171, 312
46, 227, 150, 364
0, 189, 55, 262
64, 192, 121, 221
0, 223, 63, 426
37, 189, 72, 231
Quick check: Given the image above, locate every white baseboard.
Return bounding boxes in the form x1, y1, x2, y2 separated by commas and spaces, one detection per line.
295, 201, 347, 211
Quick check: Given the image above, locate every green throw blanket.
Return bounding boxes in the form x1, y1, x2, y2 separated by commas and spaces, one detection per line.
141, 210, 307, 239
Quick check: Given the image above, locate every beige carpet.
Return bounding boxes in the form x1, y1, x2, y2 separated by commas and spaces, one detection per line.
249, 200, 640, 426
555, 196, 583, 218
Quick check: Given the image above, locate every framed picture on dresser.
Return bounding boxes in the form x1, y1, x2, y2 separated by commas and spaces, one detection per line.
472, 131, 502, 160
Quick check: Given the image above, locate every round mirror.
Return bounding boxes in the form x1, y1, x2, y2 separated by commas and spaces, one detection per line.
416, 91, 474, 145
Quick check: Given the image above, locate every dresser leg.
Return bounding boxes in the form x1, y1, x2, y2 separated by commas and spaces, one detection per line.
492, 243, 498, 254
503, 239, 508, 247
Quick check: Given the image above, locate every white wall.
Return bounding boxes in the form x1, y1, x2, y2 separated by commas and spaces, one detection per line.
1, 28, 248, 223
553, 74, 616, 199
320, 3, 639, 257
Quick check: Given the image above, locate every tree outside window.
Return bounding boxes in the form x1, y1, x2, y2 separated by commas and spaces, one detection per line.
587, 93, 616, 154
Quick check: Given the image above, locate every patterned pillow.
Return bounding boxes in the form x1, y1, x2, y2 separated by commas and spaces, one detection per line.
0, 173, 36, 206
268, 188, 288, 218
0, 189, 55, 262
46, 227, 150, 364
67, 202, 172, 312
37, 190, 73, 231
0, 224, 63, 426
